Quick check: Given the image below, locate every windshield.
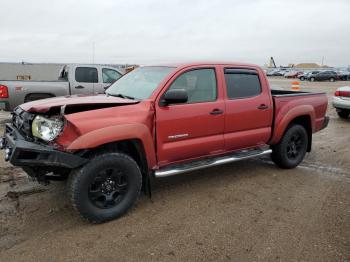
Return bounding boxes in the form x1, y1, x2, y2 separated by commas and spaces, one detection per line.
106, 66, 175, 100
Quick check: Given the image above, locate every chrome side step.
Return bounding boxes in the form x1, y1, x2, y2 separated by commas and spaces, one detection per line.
154, 148, 272, 178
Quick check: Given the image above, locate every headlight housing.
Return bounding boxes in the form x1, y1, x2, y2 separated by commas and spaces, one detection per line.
32, 115, 64, 142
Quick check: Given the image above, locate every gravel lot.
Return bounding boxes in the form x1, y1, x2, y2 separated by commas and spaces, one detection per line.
0, 78, 349, 261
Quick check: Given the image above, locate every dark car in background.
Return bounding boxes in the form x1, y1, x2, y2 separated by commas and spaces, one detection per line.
307, 71, 338, 82
337, 71, 350, 81
299, 71, 319, 81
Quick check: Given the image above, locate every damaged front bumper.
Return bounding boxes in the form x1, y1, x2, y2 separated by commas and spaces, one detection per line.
1, 123, 88, 169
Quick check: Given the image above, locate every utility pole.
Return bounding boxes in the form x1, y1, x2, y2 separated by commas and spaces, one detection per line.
92, 42, 95, 64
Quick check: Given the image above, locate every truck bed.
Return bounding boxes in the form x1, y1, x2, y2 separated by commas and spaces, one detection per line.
270, 89, 328, 144
271, 89, 325, 97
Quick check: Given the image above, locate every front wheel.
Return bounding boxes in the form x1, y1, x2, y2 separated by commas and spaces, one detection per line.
68, 152, 142, 223
329, 77, 335, 82
310, 77, 315, 82
300, 76, 305, 81
271, 125, 308, 169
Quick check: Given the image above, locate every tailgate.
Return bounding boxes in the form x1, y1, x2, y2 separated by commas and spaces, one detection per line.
0, 80, 69, 111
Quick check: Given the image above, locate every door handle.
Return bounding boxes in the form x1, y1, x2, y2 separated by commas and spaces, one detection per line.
75, 85, 85, 89
257, 104, 268, 110
210, 109, 223, 115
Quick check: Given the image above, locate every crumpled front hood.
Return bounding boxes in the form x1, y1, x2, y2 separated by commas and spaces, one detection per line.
54, 99, 155, 148
20, 94, 138, 113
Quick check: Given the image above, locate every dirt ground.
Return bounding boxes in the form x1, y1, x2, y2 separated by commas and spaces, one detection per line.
0, 78, 349, 262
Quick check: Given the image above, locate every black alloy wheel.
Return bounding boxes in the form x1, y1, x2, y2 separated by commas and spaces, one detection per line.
88, 168, 128, 209
68, 152, 142, 223
286, 133, 303, 160
271, 124, 308, 169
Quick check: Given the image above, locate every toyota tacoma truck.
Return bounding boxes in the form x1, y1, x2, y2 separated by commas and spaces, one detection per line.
1, 62, 329, 223
0, 64, 123, 111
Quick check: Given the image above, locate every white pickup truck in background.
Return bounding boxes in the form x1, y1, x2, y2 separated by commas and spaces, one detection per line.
0, 64, 123, 111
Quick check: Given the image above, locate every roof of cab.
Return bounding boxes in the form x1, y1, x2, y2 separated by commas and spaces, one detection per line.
147, 61, 260, 69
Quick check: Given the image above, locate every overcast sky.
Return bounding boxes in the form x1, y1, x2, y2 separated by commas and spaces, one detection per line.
1, 0, 350, 66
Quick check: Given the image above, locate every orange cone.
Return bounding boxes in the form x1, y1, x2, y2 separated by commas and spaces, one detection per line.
291, 81, 300, 91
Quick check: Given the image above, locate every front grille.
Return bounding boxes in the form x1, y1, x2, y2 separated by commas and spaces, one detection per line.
12, 107, 35, 139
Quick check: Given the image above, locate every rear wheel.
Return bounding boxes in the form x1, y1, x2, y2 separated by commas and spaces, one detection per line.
310, 77, 315, 82
337, 110, 350, 119
329, 77, 335, 82
271, 124, 308, 169
68, 152, 142, 223
300, 76, 305, 81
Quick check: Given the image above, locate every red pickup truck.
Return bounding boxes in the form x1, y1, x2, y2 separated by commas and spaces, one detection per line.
1, 62, 329, 223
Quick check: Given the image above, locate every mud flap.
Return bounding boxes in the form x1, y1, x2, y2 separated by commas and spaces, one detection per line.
143, 171, 153, 199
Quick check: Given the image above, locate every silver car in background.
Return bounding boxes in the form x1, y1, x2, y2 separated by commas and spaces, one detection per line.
333, 86, 350, 119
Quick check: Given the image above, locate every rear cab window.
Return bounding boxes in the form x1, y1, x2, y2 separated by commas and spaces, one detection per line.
75, 67, 98, 83
102, 68, 122, 83
224, 68, 262, 99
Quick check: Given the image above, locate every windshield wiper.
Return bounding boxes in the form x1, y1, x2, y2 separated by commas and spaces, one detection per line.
107, 93, 136, 100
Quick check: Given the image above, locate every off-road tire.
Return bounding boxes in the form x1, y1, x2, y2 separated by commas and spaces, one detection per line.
271, 124, 308, 169
337, 110, 350, 119
68, 152, 142, 223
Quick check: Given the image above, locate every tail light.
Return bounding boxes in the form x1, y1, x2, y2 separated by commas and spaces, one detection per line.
0, 85, 9, 98
335, 90, 350, 97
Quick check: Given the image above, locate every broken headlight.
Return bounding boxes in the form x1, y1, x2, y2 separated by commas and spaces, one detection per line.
32, 115, 64, 142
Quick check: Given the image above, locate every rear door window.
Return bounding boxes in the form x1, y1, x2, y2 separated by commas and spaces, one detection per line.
75, 67, 98, 83
224, 69, 261, 99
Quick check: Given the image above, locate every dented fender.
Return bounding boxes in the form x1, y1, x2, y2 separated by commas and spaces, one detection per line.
66, 123, 157, 168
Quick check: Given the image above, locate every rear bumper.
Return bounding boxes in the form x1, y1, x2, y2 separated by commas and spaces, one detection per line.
0, 100, 10, 111
333, 96, 350, 110
1, 123, 87, 169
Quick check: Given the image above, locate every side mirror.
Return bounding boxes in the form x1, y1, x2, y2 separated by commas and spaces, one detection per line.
104, 84, 112, 91
161, 89, 188, 106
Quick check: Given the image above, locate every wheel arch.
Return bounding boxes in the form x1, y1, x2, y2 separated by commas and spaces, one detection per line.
287, 115, 312, 152
270, 106, 315, 152
67, 124, 157, 170
81, 139, 149, 176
